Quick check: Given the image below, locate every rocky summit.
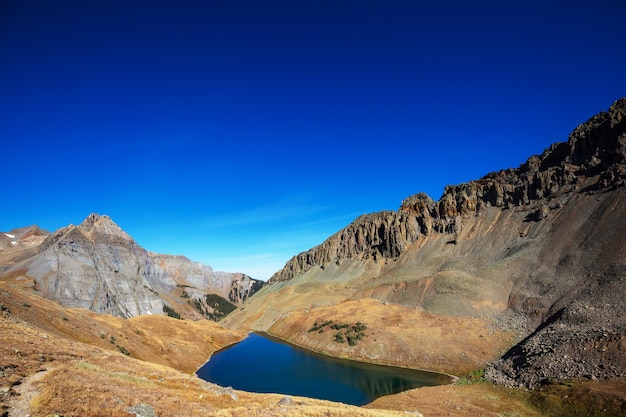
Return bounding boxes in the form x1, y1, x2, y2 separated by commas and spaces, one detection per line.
227, 98, 626, 389
0, 213, 263, 319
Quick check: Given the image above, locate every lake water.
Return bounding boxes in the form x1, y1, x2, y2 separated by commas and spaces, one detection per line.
196, 332, 452, 405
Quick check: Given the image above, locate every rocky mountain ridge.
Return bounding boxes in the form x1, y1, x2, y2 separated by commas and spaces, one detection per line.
269, 98, 626, 285
0, 213, 263, 319
231, 98, 626, 389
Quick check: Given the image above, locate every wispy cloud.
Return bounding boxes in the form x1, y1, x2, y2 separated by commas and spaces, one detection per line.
179, 194, 364, 280
201, 195, 334, 229
209, 253, 276, 263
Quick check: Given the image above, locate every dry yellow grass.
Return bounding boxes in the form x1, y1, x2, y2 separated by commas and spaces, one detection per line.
366, 379, 626, 417
0, 315, 415, 417
2, 278, 625, 417
267, 298, 516, 375
0, 278, 245, 373
0, 279, 410, 416
366, 383, 545, 417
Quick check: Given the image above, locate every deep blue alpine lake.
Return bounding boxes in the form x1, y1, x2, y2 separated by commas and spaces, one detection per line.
196, 332, 452, 405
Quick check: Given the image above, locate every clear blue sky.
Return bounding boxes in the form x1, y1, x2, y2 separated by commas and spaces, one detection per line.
1, 1, 625, 280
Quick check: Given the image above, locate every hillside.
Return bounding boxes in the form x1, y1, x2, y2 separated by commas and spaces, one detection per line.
1, 99, 625, 416
4, 278, 622, 417
224, 98, 626, 388
0, 279, 418, 417
0, 213, 264, 320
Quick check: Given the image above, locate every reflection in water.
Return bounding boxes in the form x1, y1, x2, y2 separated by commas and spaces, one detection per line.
196, 333, 452, 405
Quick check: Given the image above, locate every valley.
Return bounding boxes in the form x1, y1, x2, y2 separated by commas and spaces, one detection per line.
2, 98, 626, 416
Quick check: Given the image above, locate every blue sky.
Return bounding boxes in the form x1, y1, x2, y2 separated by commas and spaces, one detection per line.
1, 1, 625, 280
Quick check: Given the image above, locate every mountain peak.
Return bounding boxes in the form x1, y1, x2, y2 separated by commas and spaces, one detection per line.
2, 212, 265, 319
80, 212, 111, 226
78, 213, 132, 243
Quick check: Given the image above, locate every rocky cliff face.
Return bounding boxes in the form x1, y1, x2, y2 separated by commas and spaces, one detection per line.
0, 213, 263, 319
251, 98, 626, 388
269, 98, 626, 284
269, 210, 423, 283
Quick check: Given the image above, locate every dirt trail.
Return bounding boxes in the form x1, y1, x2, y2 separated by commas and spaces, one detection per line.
6, 367, 49, 417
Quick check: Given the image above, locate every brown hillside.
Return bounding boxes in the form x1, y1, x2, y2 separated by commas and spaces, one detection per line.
0, 279, 244, 374
226, 98, 626, 389
267, 298, 516, 376
3, 281, 623, 417
0, 279, 415, 417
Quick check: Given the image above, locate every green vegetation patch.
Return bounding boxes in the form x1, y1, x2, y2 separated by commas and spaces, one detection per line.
162, 304, 181, 319
188, 293, 237, 321
309, 320, 368, 347
117, 345, 130, 356
204, 293, 237, 319
456, 369, 486, 385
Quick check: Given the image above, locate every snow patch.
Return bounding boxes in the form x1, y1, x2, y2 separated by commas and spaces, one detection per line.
11, 241, 17, 245
4, 233, 15, 239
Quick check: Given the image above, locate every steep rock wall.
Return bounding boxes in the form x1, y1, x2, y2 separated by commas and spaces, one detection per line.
254, 98, 626, 389
1, 214, 264, 319
269, 98, 626, 284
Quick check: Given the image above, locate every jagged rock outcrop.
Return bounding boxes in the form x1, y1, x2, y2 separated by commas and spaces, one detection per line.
250, 98, 626, 389
269, 211, 423, 283
0, 214, 263, 319
269, 98, 626, 284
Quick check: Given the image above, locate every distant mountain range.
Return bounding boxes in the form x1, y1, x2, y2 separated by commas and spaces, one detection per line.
0, 213, 263, 320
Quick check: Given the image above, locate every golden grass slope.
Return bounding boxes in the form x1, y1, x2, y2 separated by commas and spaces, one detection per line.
0, 277, 244, 374
268, 298, 516, 376
0, 278, 412, 417
0, 309, 409, 417
2, 278, 625, 416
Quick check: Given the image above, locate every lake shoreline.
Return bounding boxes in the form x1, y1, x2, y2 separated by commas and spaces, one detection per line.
196, 332, 456, 406
259, 330, 459, 384
196, 329, 458, 384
